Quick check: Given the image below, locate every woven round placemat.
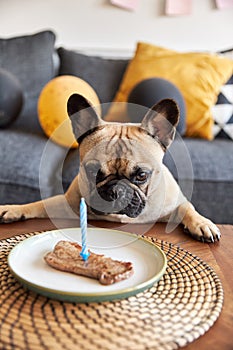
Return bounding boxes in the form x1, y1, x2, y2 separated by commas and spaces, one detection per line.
0, 232, 223, 350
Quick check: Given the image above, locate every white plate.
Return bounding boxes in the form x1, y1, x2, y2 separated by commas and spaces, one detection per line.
8, 228, 167, 303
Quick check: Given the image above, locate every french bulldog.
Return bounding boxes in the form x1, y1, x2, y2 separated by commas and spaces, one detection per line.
0, 93, 221, 242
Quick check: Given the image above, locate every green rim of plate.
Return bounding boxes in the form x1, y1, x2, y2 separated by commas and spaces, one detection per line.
8, 228, 167, 303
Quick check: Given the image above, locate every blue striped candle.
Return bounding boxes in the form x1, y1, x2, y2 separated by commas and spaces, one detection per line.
80, 197, 90, 261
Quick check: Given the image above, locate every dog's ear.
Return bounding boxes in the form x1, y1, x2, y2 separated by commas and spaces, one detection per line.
141, 99, 180, 149
67, 93, 103, 142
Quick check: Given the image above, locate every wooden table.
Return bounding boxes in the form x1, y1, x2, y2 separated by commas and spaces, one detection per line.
0, 219, 232, 350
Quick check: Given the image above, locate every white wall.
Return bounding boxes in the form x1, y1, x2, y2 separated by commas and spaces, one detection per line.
0, 0, 233, 56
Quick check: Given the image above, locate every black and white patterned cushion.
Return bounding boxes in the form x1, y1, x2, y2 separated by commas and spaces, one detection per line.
212, 49, 233, 140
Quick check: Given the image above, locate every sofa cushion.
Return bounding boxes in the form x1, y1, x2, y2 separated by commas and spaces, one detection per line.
163, 138, 233, 223
0, 30, 56, 133
0, 68, 24, 127
0, 130, 67, 204
212, 48, 233, 140
164, 138, 233, 181
212, 74, 233, 140
106, 42, 233, 140
57, 47, 128, 114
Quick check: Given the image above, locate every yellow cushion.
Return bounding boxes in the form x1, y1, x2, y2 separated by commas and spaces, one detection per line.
38, 75, 101, 148
105, 42, 233, 140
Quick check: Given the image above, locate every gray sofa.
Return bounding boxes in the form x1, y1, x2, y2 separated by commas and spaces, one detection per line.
0, 30, 232, 224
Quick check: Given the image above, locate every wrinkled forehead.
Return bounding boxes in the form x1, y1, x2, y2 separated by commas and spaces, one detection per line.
79, 124, 163, 165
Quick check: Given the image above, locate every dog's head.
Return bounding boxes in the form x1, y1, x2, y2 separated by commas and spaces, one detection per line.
67, 94, 179, 219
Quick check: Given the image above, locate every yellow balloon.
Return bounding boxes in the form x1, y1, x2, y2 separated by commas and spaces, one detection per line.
38, 75, 101, 148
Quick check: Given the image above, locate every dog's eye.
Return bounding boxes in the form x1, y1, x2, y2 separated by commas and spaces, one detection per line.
132, 169, 151, 184
84, 161, 100, 178
136, 171, 148, 182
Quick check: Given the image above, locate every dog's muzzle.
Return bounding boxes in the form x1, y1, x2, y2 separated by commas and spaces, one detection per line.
90, 179, 145, 218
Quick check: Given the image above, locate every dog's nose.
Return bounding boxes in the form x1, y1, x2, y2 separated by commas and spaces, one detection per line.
108, 181, 129, 201
92, 179, 134, 214
90, 179, 145, 217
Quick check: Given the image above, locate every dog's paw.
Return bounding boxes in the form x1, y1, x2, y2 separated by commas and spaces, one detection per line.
0, 205, 27, 223
185, 217, 221, 243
